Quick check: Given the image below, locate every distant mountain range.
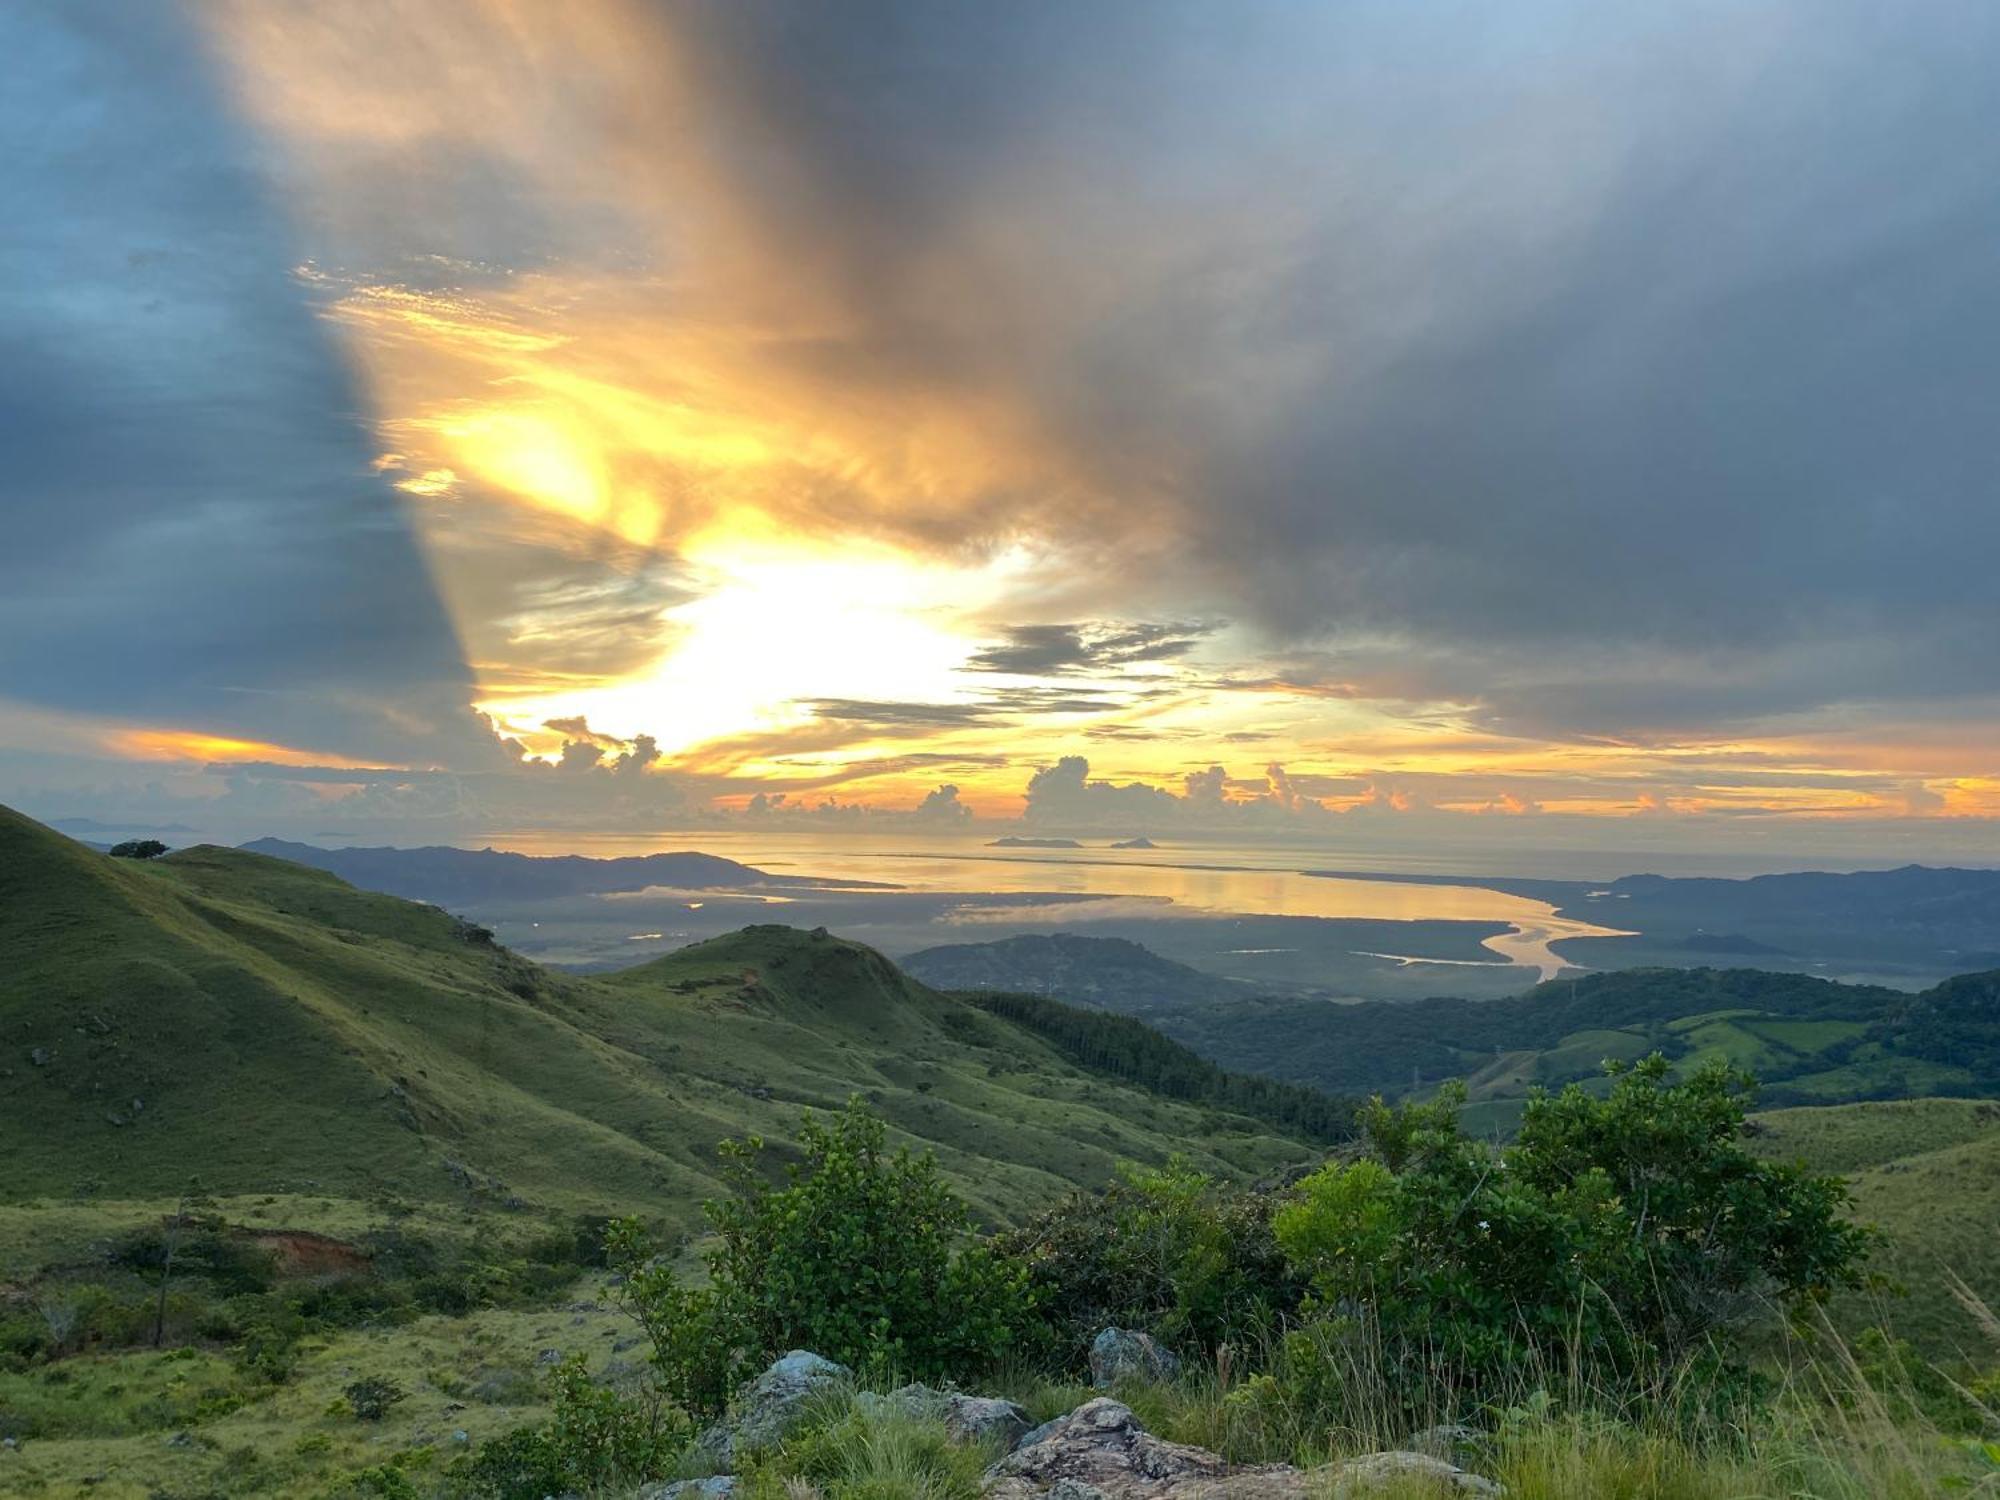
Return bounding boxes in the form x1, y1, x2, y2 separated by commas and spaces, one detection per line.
905, 931, 2000, 1126
1547, 864, 2000, 974
237, 837, 889, 907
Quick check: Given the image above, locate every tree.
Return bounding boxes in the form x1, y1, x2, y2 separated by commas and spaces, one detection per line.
36, 1296, 80, 1358
143, 1184, 217, 1347
1274, 1059, 1872, 1408
109, 838, 168, 859
610, 1098, 1034, 1417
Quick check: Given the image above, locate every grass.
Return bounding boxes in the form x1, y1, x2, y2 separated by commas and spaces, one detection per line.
0, 1274, 634, 1497
1751, 1098, 2000, 1354
1, 805, 1321, 1230
976, 1347, 1995, 1500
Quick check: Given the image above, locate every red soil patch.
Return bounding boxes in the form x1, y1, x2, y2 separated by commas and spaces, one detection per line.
244, 1229, 372, 1278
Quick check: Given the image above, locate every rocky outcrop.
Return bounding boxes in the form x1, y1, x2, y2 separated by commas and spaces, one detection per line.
982, 1398, 1500, 1500
985, 1398, 1242, 1500
694, 1350, 851, 1466
1088, 1329, 1180, 1388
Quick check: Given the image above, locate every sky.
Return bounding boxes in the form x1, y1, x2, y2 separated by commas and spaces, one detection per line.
5, 0, 2000, 859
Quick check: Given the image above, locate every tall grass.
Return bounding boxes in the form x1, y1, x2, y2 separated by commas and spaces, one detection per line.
973, 1294, 2000, 1498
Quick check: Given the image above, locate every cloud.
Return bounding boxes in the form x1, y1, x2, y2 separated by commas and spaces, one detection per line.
1023, 755, 1182, 828
965, 622, 1214, 676
912, 783, 971, 822
544, 716, 624, 749
0, 2, 485, 767
16, 0, 2000, 824
805, 699, 997, 730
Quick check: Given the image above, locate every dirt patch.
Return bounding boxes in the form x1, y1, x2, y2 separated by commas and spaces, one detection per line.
243, 1228, 372, 1278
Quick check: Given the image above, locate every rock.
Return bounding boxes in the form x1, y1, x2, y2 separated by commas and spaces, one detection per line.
1088, 1329, 1179, 1388
639, 1477, 739, 1500
982, 1399, 1500, 1500
695, 1350, 851, 1465
468, 1366, 539, 1405
535, 1347, 564, 1366
1406, 1424, 1485, 1464
945, 1394, 1037, 1449
1330, 1451, 1502, 1497
856, 1384, 1034, 1448
28, 1048, 48, 1067
983, 1398, 1296, 1500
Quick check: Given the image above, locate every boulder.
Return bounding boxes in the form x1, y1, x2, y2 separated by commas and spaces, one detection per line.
639, 1477, 739, 1500
982, 1398, 1500, 1500
1087, 1329, 1179, 1388
857, 1383, 1035, 1448
1330, 1451, 1502, 1497
695, 1350, 851, 1465
945, 1394, 1037, 1449
1406, 1424, 1486, 1464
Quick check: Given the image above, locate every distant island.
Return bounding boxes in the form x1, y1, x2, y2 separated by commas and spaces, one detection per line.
1110, 837, 1157, 849
987, 836, 1082, 848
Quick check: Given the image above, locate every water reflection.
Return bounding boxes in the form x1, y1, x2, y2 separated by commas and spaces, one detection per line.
480, 830, 1632, 979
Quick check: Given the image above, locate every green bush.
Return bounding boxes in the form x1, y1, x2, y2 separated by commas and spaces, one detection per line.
776, 1396, 991, 1500
444, 1355, 681, 1500
612, 1098, 1036, 1417
994, 1157, 1298, 1368
344, 1376, 406, 1421
1273, 1059, 1872, 1419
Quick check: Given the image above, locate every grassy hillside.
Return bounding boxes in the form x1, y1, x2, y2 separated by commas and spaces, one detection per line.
0, 806, 1325, 1230
1752, 1097, 2000, 1353
902, 933, 1258, 1013
1086, 961, 2000, 1126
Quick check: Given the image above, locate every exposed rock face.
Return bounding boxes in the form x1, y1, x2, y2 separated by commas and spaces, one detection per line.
1088, 1328, 1180, 1388
858, 1383, 1035, 1448
694, 1350, 851, 1465
982, 1398, 1500, 1500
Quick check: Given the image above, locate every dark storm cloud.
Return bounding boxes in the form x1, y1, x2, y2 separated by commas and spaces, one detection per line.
805, 699, 999, 729
0, 3, 482, 763
964, 622, 1214, 676
663, 0, 2000, 734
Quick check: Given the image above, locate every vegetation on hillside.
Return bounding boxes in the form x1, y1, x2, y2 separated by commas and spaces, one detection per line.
7, 807, 2000, 1495
442, 1084, 1984, 1500
963, 990, 1357, 1143
1146, 963, 2000, 1112
0, 806, 1329, 1225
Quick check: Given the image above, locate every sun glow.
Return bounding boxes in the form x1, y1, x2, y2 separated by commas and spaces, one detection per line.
480, 534, 1022, 758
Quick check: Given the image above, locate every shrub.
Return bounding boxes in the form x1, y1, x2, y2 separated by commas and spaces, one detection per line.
444, 1355, 680, 1500
344, 1376, 407, 1421
1273, 1059, 1872, 1419
108, 839, 167, 859
994, 1158, 1298, 1368
779, 1396, 992, 1500
611, 1098, 1036, 1417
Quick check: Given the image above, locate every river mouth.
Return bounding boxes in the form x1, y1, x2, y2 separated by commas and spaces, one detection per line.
481, 832, 1634, 980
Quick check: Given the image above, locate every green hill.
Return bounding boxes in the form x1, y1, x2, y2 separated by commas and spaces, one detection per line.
1752, 1098, 2000, 1352
0, 806, 1330, 1229
901, 933, 1258, 1014
1100, 961, 2000, 1127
